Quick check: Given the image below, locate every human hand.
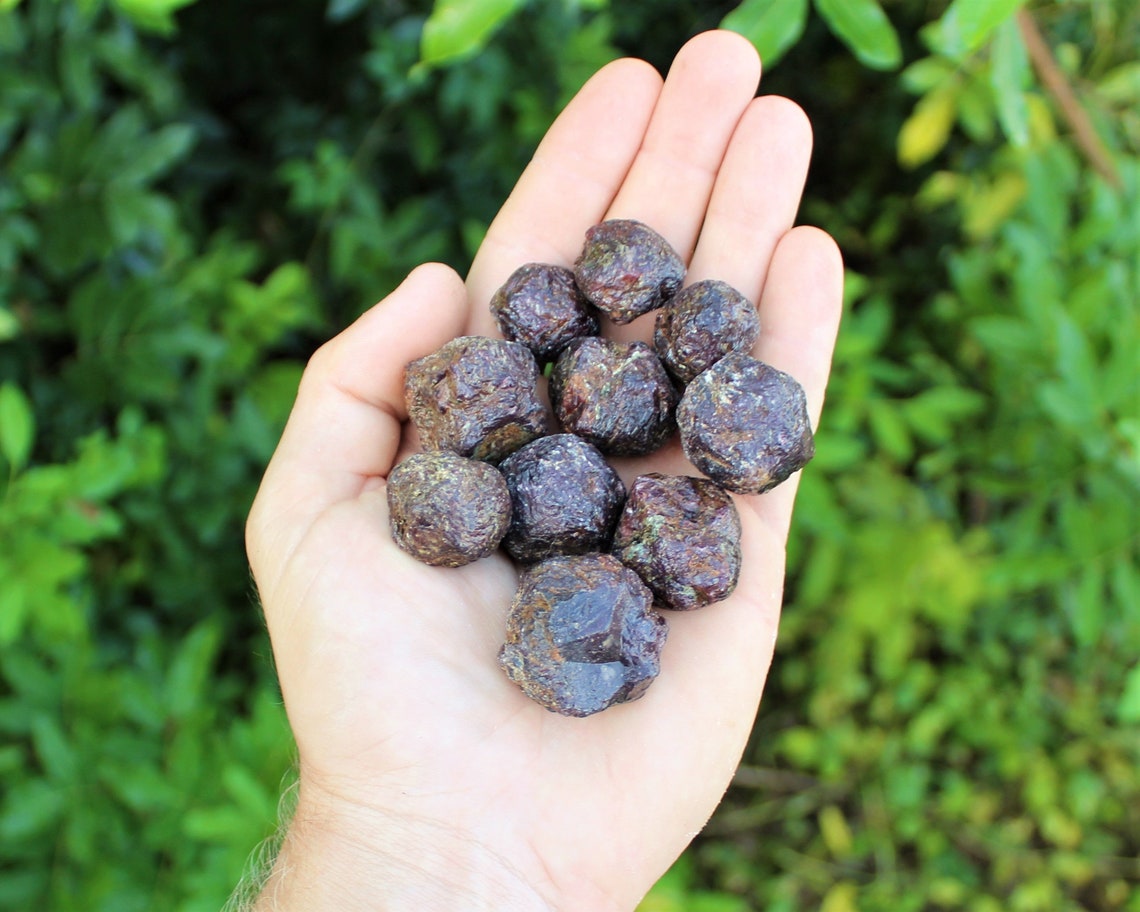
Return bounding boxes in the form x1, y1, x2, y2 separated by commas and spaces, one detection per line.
244, 29, 842, 912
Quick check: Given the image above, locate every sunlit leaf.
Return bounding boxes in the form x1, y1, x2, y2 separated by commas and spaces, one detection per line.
0, 309, 21, 342
813, 0, 901, 70
933, 0, 1027, 59
1098, 61, 1140, 106
0, 382, 34, 472
720, 0, 809, 69
819, 805, 854, 857
898, 84, 958, 168
111, 0, 198, 35
419, 0, 525, 68
900, 56, 955, 94
1119, 664, 1140, 723
990, 17, 1030, 147
820, 881, 859, 912
963, 170, 1027, 238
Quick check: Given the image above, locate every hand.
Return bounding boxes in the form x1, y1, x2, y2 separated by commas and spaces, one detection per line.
245, 29, 843, 912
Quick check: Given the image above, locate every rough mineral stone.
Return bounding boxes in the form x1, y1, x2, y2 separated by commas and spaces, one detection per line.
404, 336, 551, 464
549, 337, 678, 456
611, 474, 742, 610
498, 434, 625, 563
654, 279, 760, 384
573, 220, 686, 325
499, 553, 668, 717
489, 263, 599, 362
677, 352, 814, 494
387, 452, 512, 567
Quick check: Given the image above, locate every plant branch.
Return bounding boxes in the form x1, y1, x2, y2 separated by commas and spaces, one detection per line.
1016, 9, 1121, 189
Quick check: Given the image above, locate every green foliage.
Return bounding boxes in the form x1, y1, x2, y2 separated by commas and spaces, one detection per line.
110, 0, 199, 35
691, 1, 1140, 909
719, 0, 808, 68
812, 0, 901, 71
933, 0, 1028, 58
2, 0, 1138, 909
419, 0, 528, 69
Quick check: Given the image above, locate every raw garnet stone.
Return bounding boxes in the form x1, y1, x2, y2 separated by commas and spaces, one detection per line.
654, 279, 760, 385
611, 473, 742, 611
499, 553, 668, 717
498, 434, 625, 563
490, 263, 599, 362
573, 219, 686, 325
677, 352, 814, 494
404, 336, 550, 464
549, 337, 678, 457
387, 452, 511, 567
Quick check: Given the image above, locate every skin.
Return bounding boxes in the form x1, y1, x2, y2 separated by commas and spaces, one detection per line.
246, 30, 843, 912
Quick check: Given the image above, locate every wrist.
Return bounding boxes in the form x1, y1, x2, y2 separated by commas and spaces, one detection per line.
251, 780, 556, 912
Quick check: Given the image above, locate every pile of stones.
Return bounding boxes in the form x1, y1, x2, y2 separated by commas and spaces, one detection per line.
388, 220, 814, 717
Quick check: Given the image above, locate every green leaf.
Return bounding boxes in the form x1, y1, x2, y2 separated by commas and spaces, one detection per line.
31, 715, 77, 783
1054, 310, 1099, 413
990, 17, 1030, 147
902, 386, 987, 443
933, 0, 1026, 59
1063, 566, 1105, 648
123, 123, 196, 184
1120, 665, 1140, 724
900, 56, 955, 94
867, 399, 913, 462
0, 309, 20, 341
0, 382, 34, 471
326, 0, 369, 21
222, 764, 276, 821
720, 0, 809, 69
419, 0, 525, 68
112, 0, 199, 35
0, 573, 28, 644
165, 622, 222, 719
1098, 61, 1140, 106
813, 0, 901, 71
182, 806, 249, 841
898, 83, 959, 169
0, 780, 65, 841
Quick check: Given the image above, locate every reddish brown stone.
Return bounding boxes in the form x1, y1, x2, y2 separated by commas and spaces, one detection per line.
499, 553, 668, 717
677, 353, 814, 494
612, 474, 742, 610
549, 337, 678, 456
573, 220, 685, 325
404, 336, 550, 464
498, 434, 625, 563
490, 263, 599, 362
387, 452, 511, 567
654, 279, 760, 384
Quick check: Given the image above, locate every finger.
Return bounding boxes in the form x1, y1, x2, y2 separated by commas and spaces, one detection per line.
611, 97, 814, 482
248, 264, 469, 580
625, 231, 841, 810
607, 30, 761, 256
620, 228, 841, 531
605, 30, 760, 341
685, 95, 814, 301
747, 225, 844, 538
464, 57, 664, 333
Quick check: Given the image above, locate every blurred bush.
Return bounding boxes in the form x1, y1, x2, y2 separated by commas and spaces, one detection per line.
0, 0, 1136, 909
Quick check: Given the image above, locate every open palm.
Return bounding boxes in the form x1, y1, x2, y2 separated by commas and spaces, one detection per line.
245, 30, 842, 912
